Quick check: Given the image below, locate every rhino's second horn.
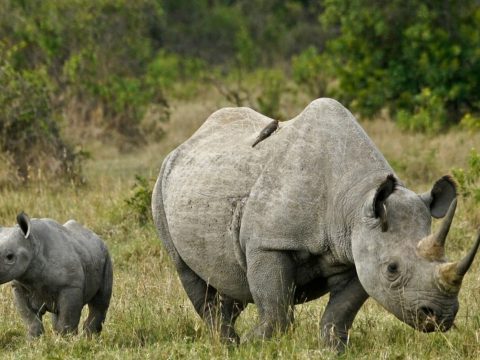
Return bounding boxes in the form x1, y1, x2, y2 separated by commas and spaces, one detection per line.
417, 199, 457, 261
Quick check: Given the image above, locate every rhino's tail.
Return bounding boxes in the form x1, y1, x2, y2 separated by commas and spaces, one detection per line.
151, 151, 183, 267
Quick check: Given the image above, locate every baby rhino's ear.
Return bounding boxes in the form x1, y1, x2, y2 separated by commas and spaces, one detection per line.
17, 212, 31, 238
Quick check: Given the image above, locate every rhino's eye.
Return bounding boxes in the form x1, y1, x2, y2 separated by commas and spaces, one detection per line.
383, 260, 405, 285
387, 262, 399, 274
5, 253, 15, 263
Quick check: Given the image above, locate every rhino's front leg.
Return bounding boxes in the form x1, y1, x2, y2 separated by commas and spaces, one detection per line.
320, 274, 368, 353
12, 284, 44, 338
53, 288, 83, 335
247, 249, 295, 339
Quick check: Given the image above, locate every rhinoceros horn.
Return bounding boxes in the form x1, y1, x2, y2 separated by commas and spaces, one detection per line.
417, 199, 457, 261
437, 231, 480, 293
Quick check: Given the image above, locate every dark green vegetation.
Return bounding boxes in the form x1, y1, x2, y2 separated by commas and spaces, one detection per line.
0, 1, 479, 358
1, 0, 480, 183
320, 0, 480, 132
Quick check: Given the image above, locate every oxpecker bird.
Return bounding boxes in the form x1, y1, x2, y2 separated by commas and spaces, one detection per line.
251, 119, 279, 148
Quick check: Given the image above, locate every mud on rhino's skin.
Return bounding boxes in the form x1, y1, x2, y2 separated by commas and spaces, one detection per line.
152, 98, 480, 352
0, 213, 113, 338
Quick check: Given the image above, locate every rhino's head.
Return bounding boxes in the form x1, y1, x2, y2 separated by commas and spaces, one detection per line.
0, 213, 35, 284
352, 175, 480, 332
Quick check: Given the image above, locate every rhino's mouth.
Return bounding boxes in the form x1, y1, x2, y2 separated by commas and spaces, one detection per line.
413, 306, 455, 333
0, 270, 15, 285
417, 316, 452, 333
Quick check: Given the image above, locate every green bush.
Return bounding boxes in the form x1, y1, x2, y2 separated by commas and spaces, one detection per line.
146, 50, 206, 99
452, 149, 480, 204
291, 46, 327, 98
319, 0, 480, 129
256, 69, 287, 119
0, 44, 84, 183
0, 0, 168, 144
460, 113, 480, 132
124, 175, 153, 226
396, 88, 447, 133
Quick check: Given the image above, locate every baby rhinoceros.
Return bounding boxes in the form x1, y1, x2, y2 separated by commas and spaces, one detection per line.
0, 213, 113, 338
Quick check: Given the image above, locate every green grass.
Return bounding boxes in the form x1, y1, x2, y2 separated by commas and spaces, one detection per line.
1, 98, 480, 359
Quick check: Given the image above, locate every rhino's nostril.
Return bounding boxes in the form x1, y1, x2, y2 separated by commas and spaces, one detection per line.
419, 306, 436, 318
5, 253, 15, 262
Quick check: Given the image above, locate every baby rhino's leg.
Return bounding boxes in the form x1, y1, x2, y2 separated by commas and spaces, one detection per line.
83, 301, 109, 336
12, 284, 44, 338
54, 288, 83, 334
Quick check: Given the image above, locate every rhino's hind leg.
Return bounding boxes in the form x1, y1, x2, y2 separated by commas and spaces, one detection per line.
12, 284, 45, 338
246, 250, 295, 339
83, 292, 111, 336
83, 302, 108, 336
177, 260, 244, 343
217, 296, 246, 343
320, 274, 368, 353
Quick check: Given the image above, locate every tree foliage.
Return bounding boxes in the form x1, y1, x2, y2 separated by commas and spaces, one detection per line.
1, 0, 479, 184
0, 44, 83, 182
0, 0, 170, 142
320, 0, 480, 131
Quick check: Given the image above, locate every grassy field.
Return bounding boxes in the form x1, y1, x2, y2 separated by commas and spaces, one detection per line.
0, 96, 479, 359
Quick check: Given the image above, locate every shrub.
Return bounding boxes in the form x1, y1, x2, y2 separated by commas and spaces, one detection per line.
256, 69, 287, 119
0, 44, 84, 184
319, 0, 480, 129
460, 113, 480, 132
396, 88, 447, 133
291, 46, 328, 98
1, 0, 169, 145
124, 175, 153, 226
452, 149, 480, 204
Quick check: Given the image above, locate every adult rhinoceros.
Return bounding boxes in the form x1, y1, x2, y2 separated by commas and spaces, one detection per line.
152, 98, 480, 351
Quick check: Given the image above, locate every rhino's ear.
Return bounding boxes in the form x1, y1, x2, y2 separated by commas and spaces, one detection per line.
372, 174, 397, 232
420, 175, 457, 219
17, 212, 31, 239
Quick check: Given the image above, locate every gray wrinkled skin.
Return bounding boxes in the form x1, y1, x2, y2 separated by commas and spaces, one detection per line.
152, 98, 462, 351
0, 214, 113, 338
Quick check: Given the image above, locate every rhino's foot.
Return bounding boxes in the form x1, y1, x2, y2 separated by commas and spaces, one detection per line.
321, 323, 348, 353
83, 319, 103, 338
27, 322, 44, 339
219, 324, 240, 345
243, 318, 291, 343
